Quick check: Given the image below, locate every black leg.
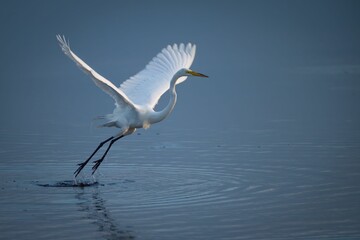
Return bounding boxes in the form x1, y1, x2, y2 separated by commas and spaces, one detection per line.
92, 135, 124, 174
74, 136, 114, 177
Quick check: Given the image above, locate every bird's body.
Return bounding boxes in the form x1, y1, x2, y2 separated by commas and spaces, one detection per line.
56, 35, 207, 176
101, 69, 186, 130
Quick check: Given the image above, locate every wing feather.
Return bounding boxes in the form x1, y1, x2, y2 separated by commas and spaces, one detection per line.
120, 43, 196, 108
56, 35, 136, 110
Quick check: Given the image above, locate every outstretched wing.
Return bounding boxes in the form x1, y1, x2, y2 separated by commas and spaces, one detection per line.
119, 43, 196, 108
56, 35, 136, 110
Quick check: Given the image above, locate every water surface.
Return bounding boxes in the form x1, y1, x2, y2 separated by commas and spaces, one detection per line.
0, 125, 359, 239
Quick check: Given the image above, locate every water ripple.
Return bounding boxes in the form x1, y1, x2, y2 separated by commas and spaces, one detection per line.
97, 163, 243, 210
1, 128, 359, 239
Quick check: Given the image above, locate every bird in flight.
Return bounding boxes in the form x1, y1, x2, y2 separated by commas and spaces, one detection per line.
56, 35, 208, 177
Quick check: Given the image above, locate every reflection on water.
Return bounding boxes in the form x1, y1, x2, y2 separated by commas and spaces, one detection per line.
0, 125, 359, 239
76, 188, 135, 240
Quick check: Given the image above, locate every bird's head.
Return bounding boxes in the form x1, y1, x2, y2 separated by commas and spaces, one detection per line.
172, 68, 208, 85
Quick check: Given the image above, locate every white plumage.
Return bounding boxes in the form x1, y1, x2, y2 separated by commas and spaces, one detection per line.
56, 35, 207, 176
120, 43, 196, 108
57, 35, 196, 110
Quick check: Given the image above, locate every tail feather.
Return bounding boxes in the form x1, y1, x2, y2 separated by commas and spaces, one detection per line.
92, 114, 116, 128
98, 121, 117, 128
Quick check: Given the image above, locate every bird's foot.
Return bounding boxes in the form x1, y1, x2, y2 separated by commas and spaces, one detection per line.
92, 159, 103, 174
74, 161, 88, 177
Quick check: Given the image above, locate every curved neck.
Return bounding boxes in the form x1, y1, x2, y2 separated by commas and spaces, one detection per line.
149, 74, 179, 124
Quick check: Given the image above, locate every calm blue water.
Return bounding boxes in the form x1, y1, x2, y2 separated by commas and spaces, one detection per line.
0, 124, 359, 240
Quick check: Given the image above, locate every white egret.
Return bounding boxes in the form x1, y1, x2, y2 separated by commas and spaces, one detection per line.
56, 35, 208, 176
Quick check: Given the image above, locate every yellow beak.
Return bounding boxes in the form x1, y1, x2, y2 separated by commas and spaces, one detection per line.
187, 70, 208, 78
